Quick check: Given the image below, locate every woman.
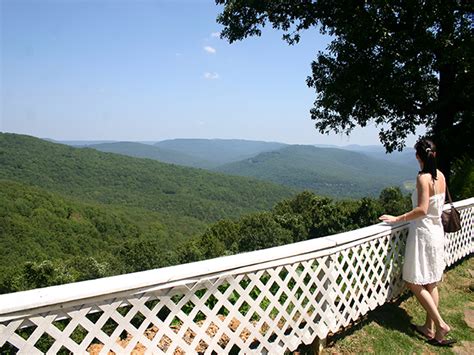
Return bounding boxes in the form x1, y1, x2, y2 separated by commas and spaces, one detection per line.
379, 138, 456, 347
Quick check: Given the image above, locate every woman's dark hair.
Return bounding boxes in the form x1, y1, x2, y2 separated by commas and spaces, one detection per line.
414, 138, 437, 180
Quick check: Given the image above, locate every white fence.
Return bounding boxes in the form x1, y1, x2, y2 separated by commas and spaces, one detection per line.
1, 198, 473, 354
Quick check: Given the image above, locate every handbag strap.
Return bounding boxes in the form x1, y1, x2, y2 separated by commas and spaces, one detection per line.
445, 184, 454, 206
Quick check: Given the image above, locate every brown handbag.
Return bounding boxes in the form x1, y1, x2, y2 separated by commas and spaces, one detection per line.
441, 186, 461, 233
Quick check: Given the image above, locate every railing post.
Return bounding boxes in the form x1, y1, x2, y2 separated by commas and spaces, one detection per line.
294, 336, 326, 355
310, 336, 327, 355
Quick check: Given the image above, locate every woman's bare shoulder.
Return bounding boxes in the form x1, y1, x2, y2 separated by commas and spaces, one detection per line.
416, 173, 432, 183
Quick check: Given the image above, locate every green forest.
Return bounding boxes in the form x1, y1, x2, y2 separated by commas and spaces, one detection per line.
1, 132, 470, 294
0, 133, 294, 222
88, 141, 216, 169
215, 145, 416, 198
0, 178, 411, 294
84, 139, 417, 198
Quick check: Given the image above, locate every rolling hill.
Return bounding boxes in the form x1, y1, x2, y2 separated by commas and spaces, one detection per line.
49, 137, 417, 198
0, 177, 214, 293
154, 138, 287, 167
87, 141, 215, 168
0, 180, 139, 273
0, 133, 300, 292
0, 133, 295, 223
341, 144, 417, 167
215, 145, 417, 198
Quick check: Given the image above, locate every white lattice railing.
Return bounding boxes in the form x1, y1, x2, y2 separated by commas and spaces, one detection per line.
1, 198, 473, 354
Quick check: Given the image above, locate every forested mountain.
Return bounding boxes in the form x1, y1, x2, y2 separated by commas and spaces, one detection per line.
0, 133, 295, 223
0, 180, 133, 289
0, 178, 411, 293
83, 139, 416, 198
341, 144, 416, 167
215, 145, 417, 198
154, 138, 287, 167
0, 179, 210, 292
0, 133, 298, 293
0, 133, 415, 294
88, 141, 215, 168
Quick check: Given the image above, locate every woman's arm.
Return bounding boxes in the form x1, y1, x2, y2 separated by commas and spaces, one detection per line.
379, 174, 430, 223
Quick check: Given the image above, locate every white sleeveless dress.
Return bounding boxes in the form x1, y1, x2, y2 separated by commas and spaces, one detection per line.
402, 187, 445, 285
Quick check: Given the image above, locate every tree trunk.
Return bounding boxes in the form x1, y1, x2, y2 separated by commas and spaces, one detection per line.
433, 5, 457, 186
433, 62, 456, 185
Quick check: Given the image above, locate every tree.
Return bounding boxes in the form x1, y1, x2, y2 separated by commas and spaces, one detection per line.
238, 212, 293, 252
450, 156, 474, 199
118, 239, 178, 273
22, 260, 74, 290
216, 0, 473, 179
350, 197, 384, 229
201, 219, 241, 255
378, 186, 411, 216
65, 256, 111, 282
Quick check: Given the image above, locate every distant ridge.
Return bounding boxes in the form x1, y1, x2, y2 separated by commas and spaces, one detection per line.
88, 141, 215, 168
215, 145, 417, 198
51, 138, 416, 170
155, 138, 287, 166
341, 144, 416, 166
43, 137, 417, 195
48, 139, 120, 146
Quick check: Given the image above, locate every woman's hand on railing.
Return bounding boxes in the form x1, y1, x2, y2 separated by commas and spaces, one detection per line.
379, 214, 401, 223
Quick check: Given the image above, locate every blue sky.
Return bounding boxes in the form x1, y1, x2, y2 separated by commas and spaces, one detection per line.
1, 0, 423, 146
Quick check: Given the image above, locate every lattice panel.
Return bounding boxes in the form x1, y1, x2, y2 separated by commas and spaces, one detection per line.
445, 206, 474, 266
1, 204, 472, 354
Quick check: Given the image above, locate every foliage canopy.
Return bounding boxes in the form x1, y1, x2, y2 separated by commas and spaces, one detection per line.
0, 177, 410, 293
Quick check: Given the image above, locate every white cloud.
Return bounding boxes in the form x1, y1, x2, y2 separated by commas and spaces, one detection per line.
211, 32, 220, 38
204, 72, 219, 80
204, 46, 216, 54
